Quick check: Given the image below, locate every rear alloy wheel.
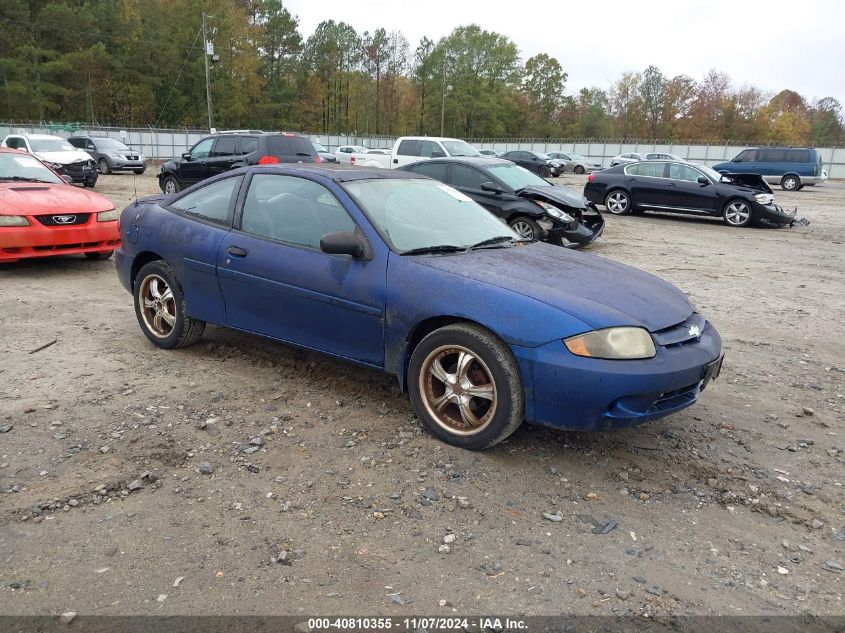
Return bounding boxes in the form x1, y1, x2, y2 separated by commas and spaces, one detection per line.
98, 159, 111, 175
605, 190, 631, 215
509, 216, 542, 241
85, 250, 114, 261
780, 175, 800, 191
574, 165, 585, 175
134, 260, 205, 349
162, 176, 180, 194
723, 200, 752, 227
408, 323, 524, 450
538, 165, 551, 178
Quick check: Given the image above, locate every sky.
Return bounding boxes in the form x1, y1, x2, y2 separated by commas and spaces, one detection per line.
282, 0, 845, 108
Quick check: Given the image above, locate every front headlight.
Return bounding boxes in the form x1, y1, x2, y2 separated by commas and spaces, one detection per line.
537, 202, 574, 223
564, 327, 656, 360
0, 215, 29, 226
97, 209, 118, 222
52, 162, 63, 170
754, 193, 774, 205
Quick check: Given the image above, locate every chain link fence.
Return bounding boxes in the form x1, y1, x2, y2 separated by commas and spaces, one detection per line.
1, 122, 842, 177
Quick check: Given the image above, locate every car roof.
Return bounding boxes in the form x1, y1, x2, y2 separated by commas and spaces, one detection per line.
0, 147, 28, 154
5, 133, 64, 140
240, 165, 429, 183
413, 156, 512, 167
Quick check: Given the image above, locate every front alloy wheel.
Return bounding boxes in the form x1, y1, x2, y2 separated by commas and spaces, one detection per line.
723, 200, 752, 227
162, 176, 180, 195
605, 190, 631, 215
408, 323, 524, 450
509, 216, 541, 241
98, 159, 111, 175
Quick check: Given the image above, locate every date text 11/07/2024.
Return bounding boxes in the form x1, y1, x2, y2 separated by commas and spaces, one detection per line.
307, 617, 527, 630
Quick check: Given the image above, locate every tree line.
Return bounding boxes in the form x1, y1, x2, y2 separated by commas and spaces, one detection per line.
1, 0, 842, 145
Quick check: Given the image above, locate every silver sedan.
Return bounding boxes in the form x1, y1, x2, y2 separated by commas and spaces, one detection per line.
609, 152, 686, 167
547, 152, 603, 174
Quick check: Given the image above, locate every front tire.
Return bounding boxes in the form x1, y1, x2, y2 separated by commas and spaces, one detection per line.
134, 260, 205, 349
723, 199, 753, 227
98, 159, 111, 175
509, 216, 542, 241
408, 323, 524, 450
574, 165, 585, 175
162, 176, 180, 195
605, 190, 632, 215
134, 166, 146, 175
538, 165, 551, 178
780, 174, 800, 191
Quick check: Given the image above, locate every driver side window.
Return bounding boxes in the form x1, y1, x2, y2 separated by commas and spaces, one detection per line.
190, 138, 214, 160
419, 141, 439, 158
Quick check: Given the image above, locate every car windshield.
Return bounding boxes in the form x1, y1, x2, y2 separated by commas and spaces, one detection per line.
313, 143, 328, 152
95, 138, 130, 151
0, 152, 62, 183
569, 153, 582, 159
441, 140, 480, 157
344, 178, 518, 253
534, 152, 551, 160
29, 138, 76, 152
485, 163, 551, 190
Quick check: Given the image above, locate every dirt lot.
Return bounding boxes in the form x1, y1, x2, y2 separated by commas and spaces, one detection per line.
0, 171, 843, 619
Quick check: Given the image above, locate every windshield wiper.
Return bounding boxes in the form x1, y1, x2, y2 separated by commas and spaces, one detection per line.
0, 176, 54, 183
400, 244, 466, 256
469, 236, 519, 250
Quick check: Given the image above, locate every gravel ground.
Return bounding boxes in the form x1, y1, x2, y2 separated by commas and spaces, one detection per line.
0, 171, 843, 618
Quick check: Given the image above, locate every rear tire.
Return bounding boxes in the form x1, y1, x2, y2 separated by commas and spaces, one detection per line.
85, 250, 113, 260
509, 216, 542, 241
605, 190, 632, 215
408, 323, 524, 450
574, 165, 585, 175
780, 174, 800, 191
134, 260, 205, 349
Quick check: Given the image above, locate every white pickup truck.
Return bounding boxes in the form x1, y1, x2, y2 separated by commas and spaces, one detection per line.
335, 137, 481, 169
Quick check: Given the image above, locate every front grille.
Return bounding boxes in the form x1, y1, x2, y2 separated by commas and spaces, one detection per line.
63, 161, 94, 175
35, 213, 91, 226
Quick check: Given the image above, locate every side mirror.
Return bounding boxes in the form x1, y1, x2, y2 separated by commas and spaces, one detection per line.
480, 181, 502, 194
697, 176, 710, 185
61, 174, 73, 184
731, 158, 741, 162
182, 152, 192, 161
431, 150, 446, 158
320, 231, 366, 258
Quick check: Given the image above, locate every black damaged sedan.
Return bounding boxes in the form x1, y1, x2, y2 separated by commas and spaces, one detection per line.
400, 157, 604, 247
584, 160, 803, 228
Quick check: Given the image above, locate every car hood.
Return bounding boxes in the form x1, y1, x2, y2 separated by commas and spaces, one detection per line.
34, 149, 93, 164
716, 172, 773, 194
411, 242, 694, 333
0, 183, 114, 215
517, 185, 589, 210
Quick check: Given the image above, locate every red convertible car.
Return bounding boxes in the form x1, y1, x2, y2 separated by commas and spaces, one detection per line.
0, 147, 119, 262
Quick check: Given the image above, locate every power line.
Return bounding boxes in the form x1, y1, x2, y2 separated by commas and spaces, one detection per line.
154, 25, 203, 128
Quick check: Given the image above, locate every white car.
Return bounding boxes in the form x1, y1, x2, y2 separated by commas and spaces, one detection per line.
1, 133, 98, 187
335, 145, 369, 165
609, 152, 686, 167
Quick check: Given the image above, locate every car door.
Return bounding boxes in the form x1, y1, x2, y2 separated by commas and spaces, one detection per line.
447, 163, 507, 219
217, 173, 387, 366
179, 137, 215, 186
620, 162, 665, 208
756, 148, 785, 180
206, 135, 238, 177
658, 163, 718, 213
164, 175, 243, 325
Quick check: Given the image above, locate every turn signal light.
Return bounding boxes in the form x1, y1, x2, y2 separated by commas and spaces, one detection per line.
257, 155, 280, 165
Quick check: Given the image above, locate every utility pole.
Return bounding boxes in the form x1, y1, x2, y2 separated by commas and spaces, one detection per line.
202, 13, 213, 131
440, 58, 446, 137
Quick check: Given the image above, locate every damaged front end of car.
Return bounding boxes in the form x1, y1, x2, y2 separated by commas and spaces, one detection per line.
720, 173, 810, 227
518, 185, 605, 248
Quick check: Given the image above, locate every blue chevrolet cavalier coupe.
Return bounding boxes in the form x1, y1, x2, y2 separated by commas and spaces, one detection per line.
115, 166, 723, 450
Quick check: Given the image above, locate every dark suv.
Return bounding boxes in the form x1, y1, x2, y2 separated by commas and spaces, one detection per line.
158, 131, 319, 193
68, 135, 146, 175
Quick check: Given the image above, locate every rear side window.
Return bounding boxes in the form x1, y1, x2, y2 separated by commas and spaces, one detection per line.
628, 162, 665, 177
758, 149, 786, 163
419, 140, 441, 158
211, 136, 237, 157
267, 135, 316, 158
407, 162, 449, 181
397, 140, 422, 156
171, 176, 242, 225
787, 149, 810, 163
240, 136, 259, 155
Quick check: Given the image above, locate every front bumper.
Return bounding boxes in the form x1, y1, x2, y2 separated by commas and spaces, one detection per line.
546, 208, 605, 248
108, 157, 146, 170
753, 202, 804, 227
55, 161, 98, 184
0, 219, 120, 262
511, 320, 722, 431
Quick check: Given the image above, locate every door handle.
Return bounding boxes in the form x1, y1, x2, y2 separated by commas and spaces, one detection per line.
667, 183, 676, 187
227, 246, 247, 257
627, 177, 636, 182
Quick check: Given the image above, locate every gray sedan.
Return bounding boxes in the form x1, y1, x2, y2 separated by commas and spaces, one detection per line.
547, 152, 603, 174
609, 152, 686, 167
